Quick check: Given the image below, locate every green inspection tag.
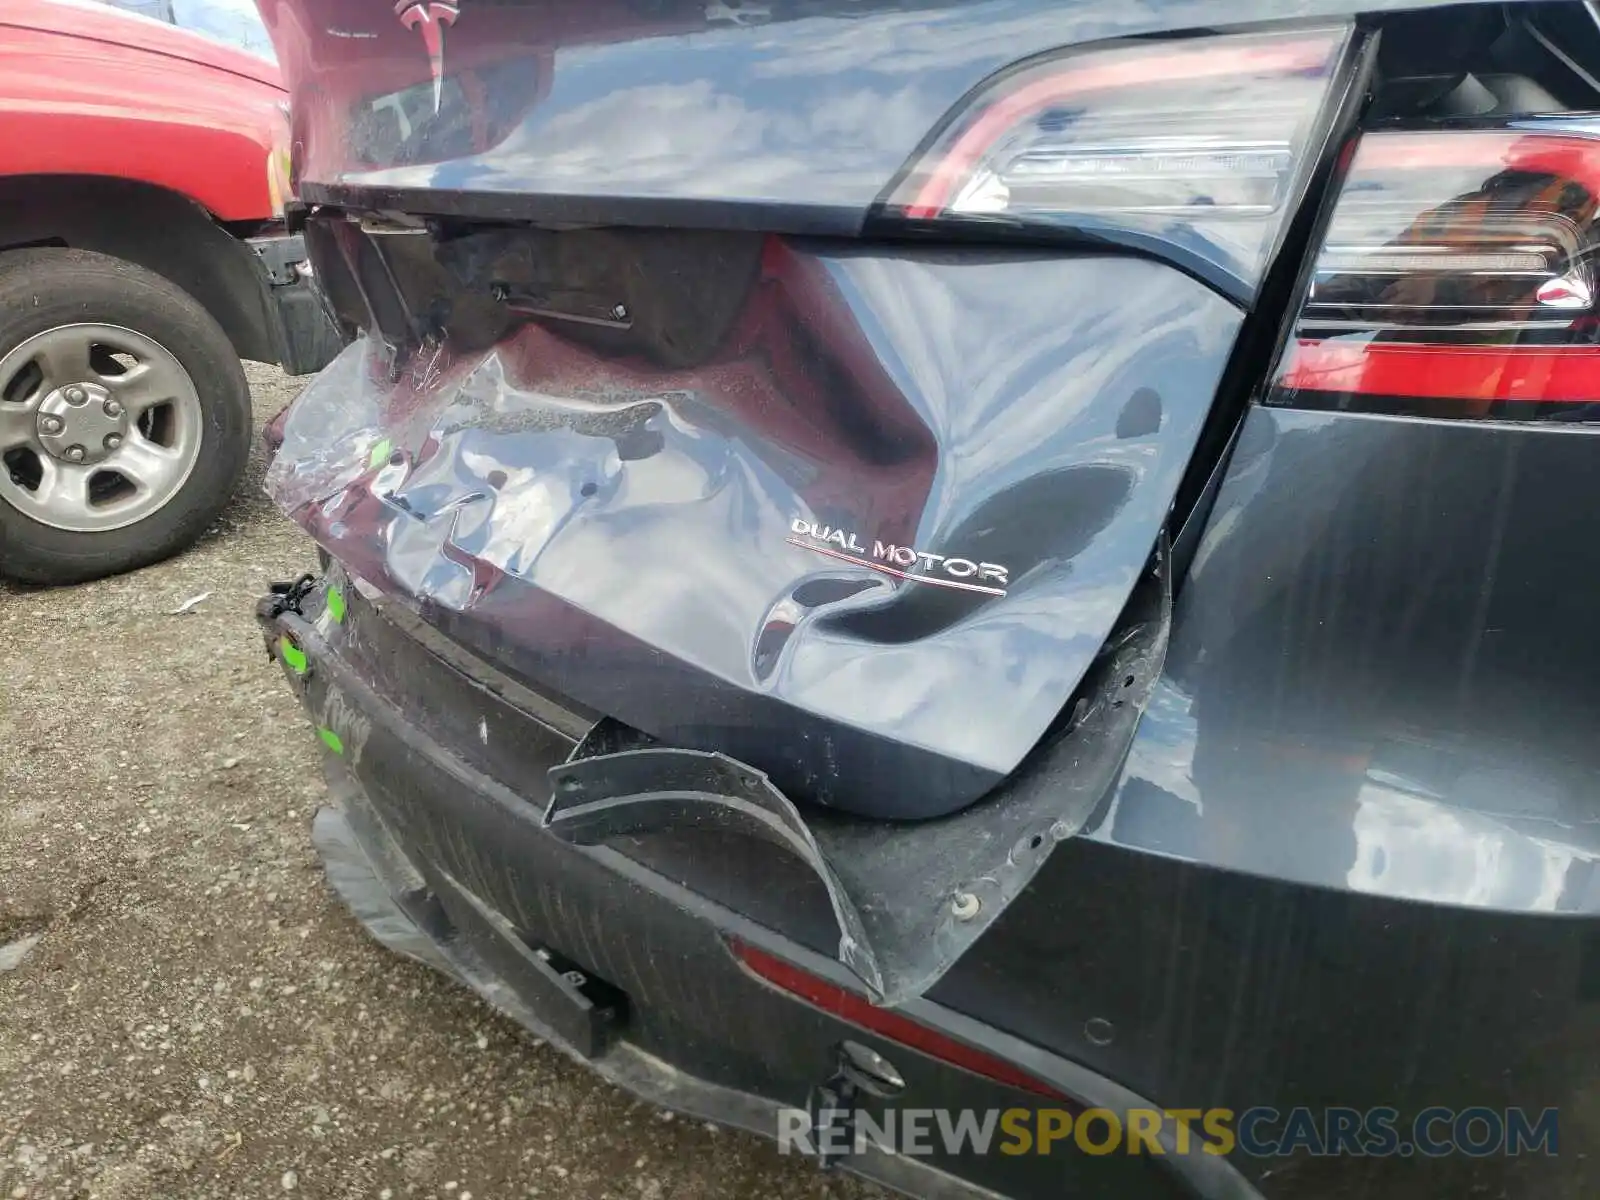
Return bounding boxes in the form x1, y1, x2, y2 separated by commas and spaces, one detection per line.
367, 438, 393, 470
325, 585, 346, 624
280, 638, 308, 675
318, 727, 345, 755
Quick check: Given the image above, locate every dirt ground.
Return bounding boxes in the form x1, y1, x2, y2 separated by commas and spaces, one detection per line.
0, 365, 881, 1200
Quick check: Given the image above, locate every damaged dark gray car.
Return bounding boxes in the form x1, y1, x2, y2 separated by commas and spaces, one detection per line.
253, 0, 1600, 1196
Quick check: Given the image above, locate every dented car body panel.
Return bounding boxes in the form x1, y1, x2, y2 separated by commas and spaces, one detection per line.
267, 242, 1237, 818
255, 0, 1600, 1195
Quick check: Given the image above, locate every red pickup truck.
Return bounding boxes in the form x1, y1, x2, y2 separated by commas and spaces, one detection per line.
0, 0, 342, 584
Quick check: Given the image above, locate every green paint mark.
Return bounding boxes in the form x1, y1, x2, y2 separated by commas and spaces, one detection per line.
318, 727, 345, 756
280, 638, 308, 675
367, 438, 393, 470
325, 585, 346, 624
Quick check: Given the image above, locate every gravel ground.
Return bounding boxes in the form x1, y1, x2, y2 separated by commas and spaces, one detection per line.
0, 364, 880, 1200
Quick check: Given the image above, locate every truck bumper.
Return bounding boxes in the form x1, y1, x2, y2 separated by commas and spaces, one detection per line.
247, 232, 346, 377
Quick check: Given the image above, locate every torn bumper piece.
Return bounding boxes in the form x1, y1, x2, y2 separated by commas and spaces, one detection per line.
251, 565, 1250, 1200
545, 553, 1171, 1008
246, 231, 348, 377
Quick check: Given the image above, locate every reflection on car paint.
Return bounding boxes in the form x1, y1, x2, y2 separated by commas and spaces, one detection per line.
269, 237, 1239, 818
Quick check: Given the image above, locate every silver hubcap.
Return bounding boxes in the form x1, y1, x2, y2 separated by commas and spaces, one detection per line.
0, 324, 203, 533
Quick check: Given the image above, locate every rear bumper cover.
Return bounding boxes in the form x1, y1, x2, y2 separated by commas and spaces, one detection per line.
254, 567, 1261, 1200
256, 555, 1600, 1200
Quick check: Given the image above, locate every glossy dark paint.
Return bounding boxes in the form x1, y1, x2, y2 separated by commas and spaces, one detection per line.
933, 840, 1599, 1199
1093, 404, 1600, 916
254, 0, 1600, 1195
907, 404, 1600, 1197
268, 239, 1239, 818
262, 0, 1515, 234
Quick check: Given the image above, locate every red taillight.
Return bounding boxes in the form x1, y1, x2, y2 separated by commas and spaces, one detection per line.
881, 26, 1357, 299
1269, 127, 1600, 418
1277, 340, 1600, 404
732, 941, 1068, 1101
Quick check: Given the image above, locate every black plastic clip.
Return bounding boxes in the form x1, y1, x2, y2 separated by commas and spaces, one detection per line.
262, 573, 318, 620
256, 574, 320, 665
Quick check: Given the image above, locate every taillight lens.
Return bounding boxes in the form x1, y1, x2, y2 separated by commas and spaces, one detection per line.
880, 26, 1356, 300
1270, 127, 1600, 417
732, 942, 1068, 1100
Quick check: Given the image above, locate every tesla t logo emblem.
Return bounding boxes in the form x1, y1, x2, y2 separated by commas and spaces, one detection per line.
395, 0, 458, 112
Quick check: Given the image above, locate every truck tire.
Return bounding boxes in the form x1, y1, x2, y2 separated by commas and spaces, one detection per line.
0, 248, 251, 585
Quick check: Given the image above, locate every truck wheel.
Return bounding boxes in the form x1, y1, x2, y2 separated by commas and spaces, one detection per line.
0, 248, 251, 585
